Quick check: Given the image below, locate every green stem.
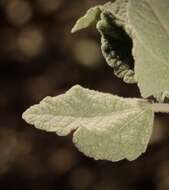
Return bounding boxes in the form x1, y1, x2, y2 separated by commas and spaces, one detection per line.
152, 103, 169, 113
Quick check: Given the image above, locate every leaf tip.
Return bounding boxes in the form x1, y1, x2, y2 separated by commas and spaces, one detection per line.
22, 106, 34, 124
71, 24, 78, 33
22, 111, 31, 127
22, 103, 41, 126
22, 110, 26, 121
71, 6, 102, 34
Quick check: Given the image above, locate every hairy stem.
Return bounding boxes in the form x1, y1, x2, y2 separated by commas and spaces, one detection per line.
152, 103, 169, 113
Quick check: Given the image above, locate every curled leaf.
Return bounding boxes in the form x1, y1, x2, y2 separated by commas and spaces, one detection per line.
97, 11, 136, 83
72, 0, 169, 99
72, 0, 136, 84
23, 85, 154, 161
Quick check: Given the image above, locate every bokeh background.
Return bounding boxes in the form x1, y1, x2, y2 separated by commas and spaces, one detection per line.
0, 0, 169, 189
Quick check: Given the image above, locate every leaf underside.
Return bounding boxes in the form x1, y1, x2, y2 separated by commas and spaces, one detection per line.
23, 85, 154, 162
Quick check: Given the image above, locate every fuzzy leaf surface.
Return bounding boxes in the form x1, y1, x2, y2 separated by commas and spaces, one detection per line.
71, 6, 101, 33
128, 0, 169, 98
72, 1, 136, 84
23, 85, 154, 161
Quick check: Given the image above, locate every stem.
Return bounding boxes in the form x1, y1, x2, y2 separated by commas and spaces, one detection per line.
152, 103, 169, 113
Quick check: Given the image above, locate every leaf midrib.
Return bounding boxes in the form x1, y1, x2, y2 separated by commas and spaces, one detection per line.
28, 107, 147, 118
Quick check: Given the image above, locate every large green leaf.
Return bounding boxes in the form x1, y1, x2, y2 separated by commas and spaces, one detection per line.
23, 85, 154, 161
128, 0, 169, 98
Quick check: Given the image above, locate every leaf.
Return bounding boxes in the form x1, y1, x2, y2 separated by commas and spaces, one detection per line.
71, 6, 101, 33
96, 11, 136, 84
101, 0, 129, 24
22, 85, 154, 162
71, 0, 129, 34
72, 0, 169, 99
128, 0, 169, 98
72, 1, 136, 84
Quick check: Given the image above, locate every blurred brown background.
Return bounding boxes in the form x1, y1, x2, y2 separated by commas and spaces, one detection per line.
0, 0, 169, 190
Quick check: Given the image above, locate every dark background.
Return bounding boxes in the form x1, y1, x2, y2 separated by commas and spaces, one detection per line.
0, 0, 169, 189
